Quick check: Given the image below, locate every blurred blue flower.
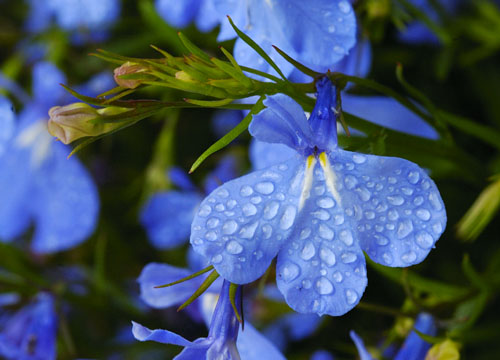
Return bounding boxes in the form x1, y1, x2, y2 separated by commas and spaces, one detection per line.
0, 62, 99, 254
310, 350, 335, 360
0, 96, 15, 157
350, 312, 437, 360
25, 0, 120, 43
398, 0, 458, 44
214, 0, 357, 78
140, 156, 237, 250
211, 110, 243, 139
0, 293, 58, 360
155, 0, 219, 32
133, 279, 284, 359
190, 77, 447, 316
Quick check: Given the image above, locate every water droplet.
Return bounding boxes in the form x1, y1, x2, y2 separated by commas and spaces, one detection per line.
388, 177, 397, 184
222, 220, 238, 235
375, 224, 384, 232
226, 199, 237, 209
242, 203, 257, 217
416, 231, 434, 249
408, 171, 420, 184
334, 214, 345, 225
276, 193, 286, 201
301, 241, 316, 261
240, 185, 253, 197
341, 252, 357, 263
302, 279, 312, 289
255, 181, 275, 195
262, 224, 273, 239
355, 187, 371, 202
314, 185, 325, 196
226, 241, 243, 255
388, 210, 399, 221
280, 261, 300, 283
317, 197, 335, 209
432, 222, 443, 235
215, 203, 225, 212
224, 211, 235, 217
374, 234, 389, 246
333, 45, 344, 54
416, 208, 431, 221
217, 189, 229, 198
320, 269, 327, 276
382, 252, 393, 265
429, 192, 442, 211
386, 224, 395, 230
319, 224, 334, 240
320, 247, 336, 266
278, 164, 288, 171
254, 250, 263, 260
239, 222, 259, 238
401, 187, 414, 196
397, 219, 413, 239
316, 277, 334, 295
352, 154, 366, 164
205, 231, 217, 241
211, 254, 223, 264
364, 211, 375, 220
280, 205, 297, 230
251, 196, 262, 204
375, 183, 384, 191
312, 209, 330, 220
339, 230, 354, 246
338, 0, 350, 13
345, 289, 358, 305
193, 238, 203, 245
198, 204, 212, 217
206, 218, 219, 229
263, 201, 280, 220
328, 24, 336, 33
421, 181, 430, 190
344, 175, 358, 190
401, 251, 417, 263
387, 195, 405, 206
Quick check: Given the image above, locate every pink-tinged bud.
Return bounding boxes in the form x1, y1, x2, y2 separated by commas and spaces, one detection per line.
114, 62, 148, 89
48, 103, 127, 144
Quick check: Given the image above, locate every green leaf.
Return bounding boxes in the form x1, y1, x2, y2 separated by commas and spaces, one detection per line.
184, 98, 235, 107
226, 16, 288, 81
177, 270, 219, 311
272, 45, 320, 78
177, 32, 212, 62
189, 96, 265, 173
229, 283, 244, 326
154, 265, 214, 288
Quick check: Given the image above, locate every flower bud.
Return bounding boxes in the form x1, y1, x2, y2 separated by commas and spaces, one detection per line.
114, 62, 148, 89
48, 103, 126, 144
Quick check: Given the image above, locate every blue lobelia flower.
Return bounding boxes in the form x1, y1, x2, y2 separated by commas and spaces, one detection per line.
190, 77, 447, 316
133, 279, 285, 360
0, 96, 15, 157
140, 156, 237, 250
214, 0, 357, 78
350, 312, 437, 360
0, 62, 99, 254
155, 0, 220, 32
0, 292, 58, 360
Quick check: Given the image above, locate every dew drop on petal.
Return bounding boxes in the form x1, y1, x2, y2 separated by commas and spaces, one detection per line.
242, 203, 258, 217
413, 196, 424, 206
339, 230, 354, 246
319, 247, 336, 267
301, 241, 316, 261
341, 252, 357, 263
382, 252, 393, 265
205, 231, 217, 241
388, 210, 399, 221
432, 222, 443, 235
206, 218, 219, 229
239, 222, 259, 239
255, 181, 275, 195
280, 205, 297, 230
211, 254, 223, 264
319, 224, 334, 240
263, 201, 280, 219
300, 227, 311, 240
317, 197, 335, 209
333, 271, 343, 283
240, 185, 253, 197
262, 224, 273, 239
222, 220, 238, 235
198, 204, 212, 217
408, 171, 420, 184
226, 241, 243, 255
338, 0, 351, 13
387, 195, 405, 206
374, 234, 389, 246
345, 289, 358, 305
416, 208, 431, 221
217, 189, 229, 198
334, 214, 345, 225
429, 192, 443, 211
352, 154, 366, 164
344, 175, 358, 190
315, 277, 334, 295
416, 231, 434, 249
401, 251, 417, 263
302, 279, 312, 289
280, 261, 300, 283
397, 219, 414, 239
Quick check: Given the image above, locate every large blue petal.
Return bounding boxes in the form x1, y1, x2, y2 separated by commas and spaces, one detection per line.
249, 140, 296, 171
155, 0, 200, 28
0, 146, 33, 241
394, 313, 436, 360
276, 160, 367, 316
140, 190, 202, 249
30, 141, 99, 253
190, 156, 305, 284
249, 94, 313, 153
131, 321, 192, 346
49, 0, 120, 31
213, 0, 249, 42
0, 96, 15, 157
168, 167, 197, 192
194, 0, 220, 32
237, 323, 286, 360
341, 94, 439, 140
331, 150, 446, 267
138, 263, 205, 309
203, 155, 238, 194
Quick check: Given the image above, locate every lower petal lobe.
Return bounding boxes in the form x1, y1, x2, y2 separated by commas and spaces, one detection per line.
276, 161, 367, 316
331, 150, 447, 267
190, 156, 305, 284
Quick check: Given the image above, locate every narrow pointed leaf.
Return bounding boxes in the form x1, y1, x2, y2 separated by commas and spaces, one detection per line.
272, 45, 320, 78
178, 32, 212, 62
154, 265, 214, 288
229, 283, 243, 325
177, 270, 220, 311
